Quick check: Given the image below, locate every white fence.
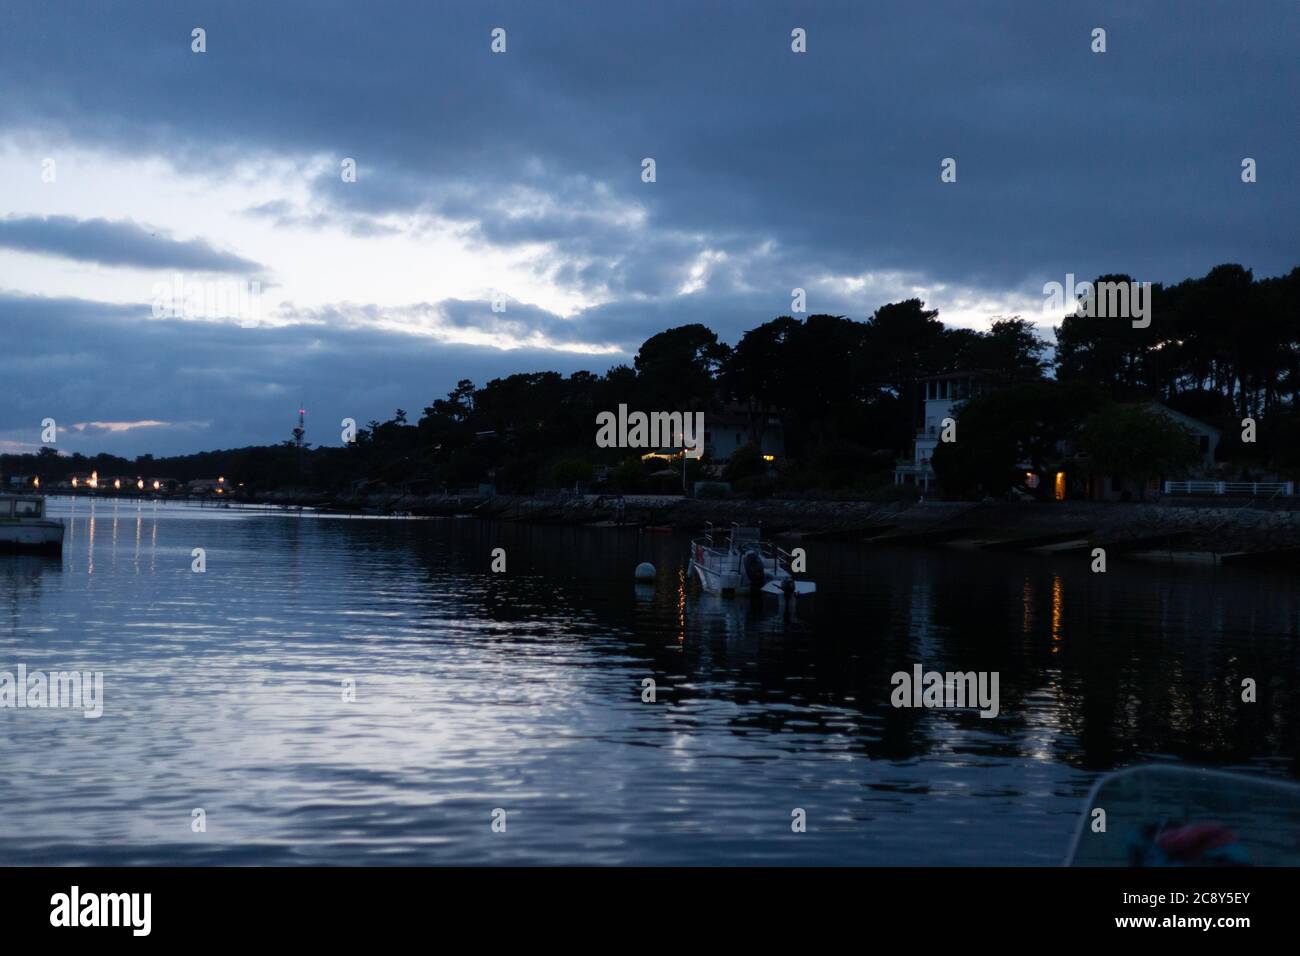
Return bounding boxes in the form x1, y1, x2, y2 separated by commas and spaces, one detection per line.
1163, 480, 1294, 497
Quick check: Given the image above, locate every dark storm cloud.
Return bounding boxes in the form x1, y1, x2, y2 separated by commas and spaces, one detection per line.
0, 292, 605, 457
0, 215, 265, 274
2, 0, 1294, 293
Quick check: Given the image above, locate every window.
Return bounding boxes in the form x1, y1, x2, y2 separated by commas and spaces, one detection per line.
13, 499, 40, 517
0, 500, 11, 518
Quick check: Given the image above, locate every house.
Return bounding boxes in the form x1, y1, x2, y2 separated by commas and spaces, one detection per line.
633, 404, 784, 467
894, 372, 990, 492
185, 478, 228, 495
1073, 403, 1221, 501
1149, 403, 1220, 468
702, 405, 784, 462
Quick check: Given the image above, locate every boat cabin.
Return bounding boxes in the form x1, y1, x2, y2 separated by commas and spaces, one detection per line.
0, 496, 46, 519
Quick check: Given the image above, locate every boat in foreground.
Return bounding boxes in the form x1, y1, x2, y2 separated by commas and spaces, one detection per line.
1066, 764, 1300, 866
0, 495, 64, 553
688, 522, 815, 599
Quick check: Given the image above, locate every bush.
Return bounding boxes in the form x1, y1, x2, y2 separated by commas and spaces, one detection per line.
551, 457, 593, 488
722, 441, 765, 482
695, 481, 730, 499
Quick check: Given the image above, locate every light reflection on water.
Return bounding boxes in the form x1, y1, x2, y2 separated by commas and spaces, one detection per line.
0, 497, 1296, 865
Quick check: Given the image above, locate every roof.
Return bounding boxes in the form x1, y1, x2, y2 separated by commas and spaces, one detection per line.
919, 368, 998, 381
1146, 402, 1222, 437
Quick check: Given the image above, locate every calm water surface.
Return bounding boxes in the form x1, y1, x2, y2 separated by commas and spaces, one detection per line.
1, 497, 1297, 865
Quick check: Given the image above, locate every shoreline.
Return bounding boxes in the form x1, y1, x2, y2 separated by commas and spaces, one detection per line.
49, 490, 1300, 566
270, 491, 1300, 566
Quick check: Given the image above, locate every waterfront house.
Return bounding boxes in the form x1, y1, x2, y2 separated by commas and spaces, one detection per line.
1076, 403, 1221, 501
894, 371, 990, 492
185, 478, 227, 495
637, 404, 784, 466
703, 404, 784, 462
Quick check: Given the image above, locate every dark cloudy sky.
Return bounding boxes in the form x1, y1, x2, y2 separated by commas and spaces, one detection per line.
1, 1, 1296, 456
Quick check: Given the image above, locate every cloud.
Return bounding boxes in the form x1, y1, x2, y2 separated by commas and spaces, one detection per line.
67, 420, 174, 434
0, 291, 612, 457
0, 215, 265, 274
2, 2, 1294, 295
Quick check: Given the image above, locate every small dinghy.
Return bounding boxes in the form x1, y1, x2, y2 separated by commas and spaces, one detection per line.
1065, 764, 1300, 866
688, 523, 815, 599
0, 494, 64, 553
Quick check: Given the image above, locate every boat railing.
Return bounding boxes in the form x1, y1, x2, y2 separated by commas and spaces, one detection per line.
690, 523, 792, 572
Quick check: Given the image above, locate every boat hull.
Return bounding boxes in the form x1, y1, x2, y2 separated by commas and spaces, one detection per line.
0, 520, 64, 553
690, 559, 743, 593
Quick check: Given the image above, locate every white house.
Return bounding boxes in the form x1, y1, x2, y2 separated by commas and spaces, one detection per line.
894, 372, 986, 492
702, 405, 784, 462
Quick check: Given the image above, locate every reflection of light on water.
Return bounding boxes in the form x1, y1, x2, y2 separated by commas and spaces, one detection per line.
87, 509, 96, 577
1021, 576, 1034, 634
676, 568, 686, 642
1051, 573, 1064, 651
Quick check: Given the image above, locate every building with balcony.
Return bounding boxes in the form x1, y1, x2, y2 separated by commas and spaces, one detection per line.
893, 372, 988, 492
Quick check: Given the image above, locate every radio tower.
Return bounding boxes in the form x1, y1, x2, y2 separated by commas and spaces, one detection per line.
293, 404, 306, 475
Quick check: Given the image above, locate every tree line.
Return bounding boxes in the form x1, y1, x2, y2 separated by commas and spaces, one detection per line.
5, 261, 1297, 500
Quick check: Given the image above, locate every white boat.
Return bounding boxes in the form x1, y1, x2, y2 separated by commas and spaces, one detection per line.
0, 495, 64, 553
688, 523, 815, 598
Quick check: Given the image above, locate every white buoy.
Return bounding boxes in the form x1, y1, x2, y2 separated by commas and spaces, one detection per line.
634, 562, 656, 581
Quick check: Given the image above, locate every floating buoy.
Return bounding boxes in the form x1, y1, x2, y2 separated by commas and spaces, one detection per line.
634, 562, 656, 581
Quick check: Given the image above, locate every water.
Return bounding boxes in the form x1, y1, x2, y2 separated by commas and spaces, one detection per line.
1, 497, 1297, 865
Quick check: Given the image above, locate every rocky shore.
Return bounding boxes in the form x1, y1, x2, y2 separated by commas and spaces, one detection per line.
253, 489, 1300, 563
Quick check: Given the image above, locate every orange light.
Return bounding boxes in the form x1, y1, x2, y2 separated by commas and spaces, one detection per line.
153, 480, 160, 490
113, 479, 121, 490
72, 477, 79, 488
137, 478, 144, 490
33, 476, 40, 488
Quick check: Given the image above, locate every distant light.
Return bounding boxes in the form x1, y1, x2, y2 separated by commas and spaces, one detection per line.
72, 477, 79, 488
218, 476, 225, 483
33, 476, 40, 488
762, 454, 775, 462
137, 478, 144, 490
152, 480, 161, 490
113, 479, 121, 490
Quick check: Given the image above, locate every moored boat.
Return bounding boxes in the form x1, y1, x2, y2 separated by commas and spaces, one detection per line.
0, 495, 64, 553
688, 522, 815, 598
